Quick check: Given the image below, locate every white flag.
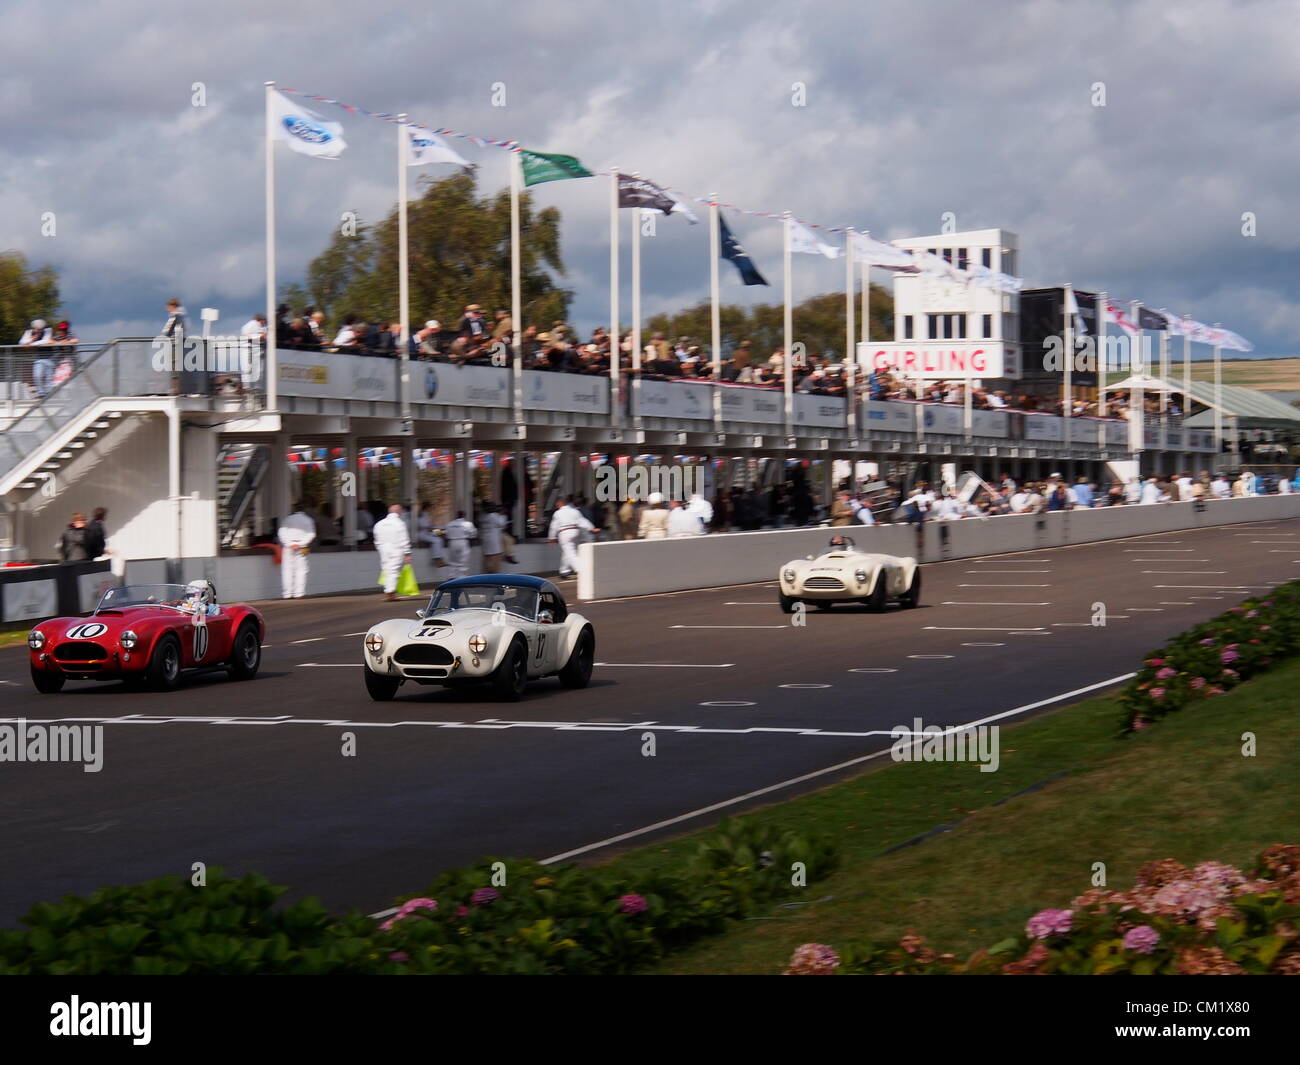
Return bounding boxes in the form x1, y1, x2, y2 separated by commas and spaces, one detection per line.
967, 264, 1024, 293
269, 91, 347, 158
1063, 287, 1087, 336
406, 127, 470, 167
1103, 302, 1140, 337
917, 251, 968, 284
670, 198, 701, 224
850, 232, 915, 269
1215, 328, 1252, 352
789, 220, 840, 259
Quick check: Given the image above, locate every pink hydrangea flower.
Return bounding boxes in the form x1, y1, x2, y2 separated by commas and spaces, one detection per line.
388, 951, 410, 962
1198, 638, 1216, 646
1149, 687, 1166, 701
1145, 658, 1165, 667
1189, 677, 1207, 689
1025, 908, 1073, 939
470, 887, 500, 906
1122, 926, 1160, 954
784, 943, 841, 975
1221, 650, 1239, 664
1155, 668, 1176, 680
1132, 718, 1150, 731
618, 893, 648, 915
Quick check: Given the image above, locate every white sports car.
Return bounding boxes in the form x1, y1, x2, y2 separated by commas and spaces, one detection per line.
778, 536, 921, 612
361, 575, 595, 702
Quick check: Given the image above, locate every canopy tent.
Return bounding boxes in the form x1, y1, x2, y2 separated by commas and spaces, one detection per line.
1104, 375, 1300, 431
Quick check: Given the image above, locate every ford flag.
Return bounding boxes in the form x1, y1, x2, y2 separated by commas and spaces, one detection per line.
270, 91, 347, 158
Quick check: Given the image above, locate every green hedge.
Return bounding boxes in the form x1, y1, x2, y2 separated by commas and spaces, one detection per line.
786, 845, 1300, 975
0, 819, 837, 975
1119, 580, 1300, 732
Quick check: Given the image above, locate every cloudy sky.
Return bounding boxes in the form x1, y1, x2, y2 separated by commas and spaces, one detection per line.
5, 0, 1297, 355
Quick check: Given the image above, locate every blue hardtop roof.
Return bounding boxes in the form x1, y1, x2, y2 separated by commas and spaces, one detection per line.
438, 574, 559, 595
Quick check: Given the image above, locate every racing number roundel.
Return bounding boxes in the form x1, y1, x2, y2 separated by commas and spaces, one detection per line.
67, 622, 108, 639
193, 624, 209, 661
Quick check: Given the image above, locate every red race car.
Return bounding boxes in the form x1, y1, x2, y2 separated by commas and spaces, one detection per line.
27, 580, 265, 693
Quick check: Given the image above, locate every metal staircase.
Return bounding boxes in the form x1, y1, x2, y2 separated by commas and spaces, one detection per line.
218, 444, 269, 545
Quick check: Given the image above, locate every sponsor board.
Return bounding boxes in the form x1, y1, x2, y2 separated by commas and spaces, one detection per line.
858, 341, 1005, 380
277, 351, 397, 401
2, 577, 57, 622
792, 393, 847, 429
522, 371, 609, 414
635, 379, 712, 421
422, 364, 511, 408
1022, 413, 1065, 441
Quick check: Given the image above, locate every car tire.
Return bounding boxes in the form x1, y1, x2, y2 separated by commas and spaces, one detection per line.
778, 593, 799, 614
364, 667, 401, 702
147, 635, 182, 690
31, 668, 65, 694
865, 573, 888, 613
558, 627, 595, 689
490, 639, 528, 702
899, 569, 922, 609
227, 621, 262, 680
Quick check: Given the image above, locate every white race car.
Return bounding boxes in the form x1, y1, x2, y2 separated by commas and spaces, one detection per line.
778, 535, 921, 612
362, 575, 595, 702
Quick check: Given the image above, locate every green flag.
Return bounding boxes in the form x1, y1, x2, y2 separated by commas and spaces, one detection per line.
519, 150, 593, 187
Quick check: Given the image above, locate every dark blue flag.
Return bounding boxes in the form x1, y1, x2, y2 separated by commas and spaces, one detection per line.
719, 213, 769, 286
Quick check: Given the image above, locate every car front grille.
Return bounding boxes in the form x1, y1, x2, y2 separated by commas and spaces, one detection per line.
803, 577, 846, 590
394, 644, 454, 666
54, 642, 110, 661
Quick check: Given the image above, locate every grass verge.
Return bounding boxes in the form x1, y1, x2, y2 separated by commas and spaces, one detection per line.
598, 660, 1300, 974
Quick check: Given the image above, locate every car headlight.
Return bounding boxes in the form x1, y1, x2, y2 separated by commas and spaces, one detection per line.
120, 630, 138, 650
783, 569, 796, 582
468, 633, 488, 655
854, 569, 868, 583
365, 632, 384, 654
27, 630, 45, 650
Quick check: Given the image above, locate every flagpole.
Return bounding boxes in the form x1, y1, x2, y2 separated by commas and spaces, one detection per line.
709, 193, 721, 434
1097, 290, 1107, 419
1182, 314, 1191, 437
610, 168, 620, 425
631, 191, 642, 425
861, 250, 870, 455
510, 150, 523, 426
1213, 333, 1223, 462
264, 81, 278, 411
1062, 283, 1073, 450
1158, 315, 1169, 417
1131, 299, 1144, 463
397, 114, 412, 431
845, 229, 856, 445
783, 211, 793, 441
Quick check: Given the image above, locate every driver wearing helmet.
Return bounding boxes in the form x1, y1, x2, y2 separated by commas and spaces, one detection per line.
184, 579, 219, 617
828, 534, 852, 550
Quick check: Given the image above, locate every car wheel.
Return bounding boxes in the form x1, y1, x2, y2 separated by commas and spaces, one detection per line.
778, 593, 798, 614
899, 569, 922, 609
31, 668, 65, 694
558, 627, 595, 689
227, 621, 262, 680
364, 667, 401, 702
865, 574, 888, 613
147, 635, 182, 690
490, 639, 528, 702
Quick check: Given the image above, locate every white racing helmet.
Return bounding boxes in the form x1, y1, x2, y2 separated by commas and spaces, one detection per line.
185, 579, 217, 607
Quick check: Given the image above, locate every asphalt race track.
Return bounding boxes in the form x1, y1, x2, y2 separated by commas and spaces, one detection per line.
2, 517, 1298, 924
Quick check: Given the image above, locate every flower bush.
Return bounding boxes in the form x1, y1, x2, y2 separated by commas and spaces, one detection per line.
1119, 580, 1300, 731
819, 845, 1300, 975
0, 820, 838, 975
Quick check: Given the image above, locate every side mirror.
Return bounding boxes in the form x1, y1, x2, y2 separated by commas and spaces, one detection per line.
537, 609, 555, 625
414, 609, 425, 618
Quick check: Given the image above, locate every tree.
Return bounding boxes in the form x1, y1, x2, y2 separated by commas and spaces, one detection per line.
645, 282, 893, 361
291, 174, 571, 332
0, 251, 60, 344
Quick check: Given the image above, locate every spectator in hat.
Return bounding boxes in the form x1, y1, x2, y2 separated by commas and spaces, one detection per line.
457, 304, 489, 340
20, 318, 54, 396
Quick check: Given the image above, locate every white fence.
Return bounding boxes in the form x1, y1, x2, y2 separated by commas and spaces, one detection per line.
577, 495, 1300, 600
